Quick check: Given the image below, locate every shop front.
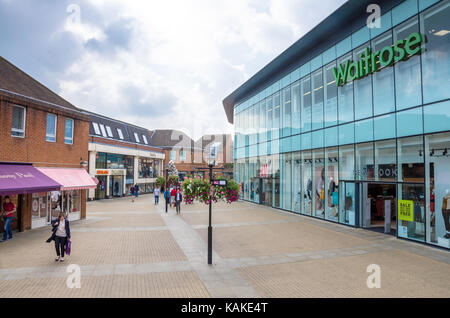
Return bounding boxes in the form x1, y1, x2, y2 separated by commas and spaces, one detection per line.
0, 163, 61, 233
93, 168, 126, 199
36, 167, 97, 222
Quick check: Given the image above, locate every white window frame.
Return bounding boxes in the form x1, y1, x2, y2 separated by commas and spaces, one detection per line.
92, 122, 101, 135
64, 118, 74, 145
142, 135, 148, 144
134, 132, 140, 143
117, 128, 124, 140
11, 105, 26, 138
106, 125, 113, 138
99, 124, 108, 138
46, 113, 57, 142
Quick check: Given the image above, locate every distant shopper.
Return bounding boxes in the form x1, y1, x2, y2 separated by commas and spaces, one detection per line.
50, 213, 71, 262
175, 188, 183, 215
154, 187, 160, 205
164, 188, 171, 212
170, 187, 176, 207
134, 184, 139, 199
1, 196, 15, 242
130, 185, 135, 202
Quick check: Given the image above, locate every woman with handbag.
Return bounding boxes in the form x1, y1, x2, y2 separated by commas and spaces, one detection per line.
50, 213, 71, 262
1, 196, 15, 242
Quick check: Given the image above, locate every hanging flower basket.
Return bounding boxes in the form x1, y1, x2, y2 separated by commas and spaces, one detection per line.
182, 176, 240, 205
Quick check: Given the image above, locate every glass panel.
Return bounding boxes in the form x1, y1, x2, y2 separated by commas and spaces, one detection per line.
301, 76, 312, 132
46, 113, 56, 142
313, 149, 325, 218
398, 183, 425, 242
271, 154, 280, 208
93, 123, 101, 135
353, 45, 373, 120
425, 132, 450, 248
374, 113, 396, 140
64, 119, 73, 144
273, 93, 281, 141
281, 153, 292, 211
337, 53, 354, 124
301, 150, 312, 215
394, 16, 422, 110
340, 182, 356, 225
339, 144, 355, 180
420, 1, 450, 103
396, 107, 423, 138
325, 147, 339, 222
11, 106, 25, 137
372, 31, 395, 116
291, 82, 301, 135
267, 97, 273, 141
355, 119, 374, 143
260, 99, 266, 143
423, 100, 450, 134
312, 69, 324, 130
398, 136, 424, 183
324, 61, 338, 127
355, 142, 375, 181
375, 139, 397, 181
292, 152, 302, 213
282, 87, 292, 137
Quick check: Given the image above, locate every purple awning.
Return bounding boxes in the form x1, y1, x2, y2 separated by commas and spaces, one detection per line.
0, 163, 61, 195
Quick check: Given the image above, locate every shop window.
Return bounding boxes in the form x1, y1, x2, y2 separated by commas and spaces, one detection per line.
313, 149, 325, 218
281, 153, 292, 211
325, 147, 339, 222
46, 113, 57, 142
139, 158, 156, 178
64, 118, 74, 144
425, 132, 450, 248
292, 152, 301, 213
301, 150, 312, 215
372, 31, 395, 116
11, 105, 26, 137
355, 142, 375, 181
394, 16, 422, 110
398, 183, 426, 242
398, 136, 424, 183
420, 1, 450, 103
375, 139, 397, 182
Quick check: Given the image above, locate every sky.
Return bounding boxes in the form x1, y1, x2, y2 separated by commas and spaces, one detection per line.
0, 0, 347, 139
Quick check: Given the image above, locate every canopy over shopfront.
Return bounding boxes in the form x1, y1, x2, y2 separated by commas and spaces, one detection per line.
0, 163, 61, 195
37, 167, 97, 190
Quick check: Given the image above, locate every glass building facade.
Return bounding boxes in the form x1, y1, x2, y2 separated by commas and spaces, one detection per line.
231, 0, 450, 249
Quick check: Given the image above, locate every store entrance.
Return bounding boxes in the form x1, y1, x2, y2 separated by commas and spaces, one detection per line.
262, 178, 272, 206
362, 183, 397, 235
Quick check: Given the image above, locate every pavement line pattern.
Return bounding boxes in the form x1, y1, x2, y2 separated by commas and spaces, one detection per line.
191, 218, 302, 229
71, 226, 168, 232
159, 208, 260, 298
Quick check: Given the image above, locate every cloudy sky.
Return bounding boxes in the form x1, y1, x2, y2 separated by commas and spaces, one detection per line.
0, 0, 346, 139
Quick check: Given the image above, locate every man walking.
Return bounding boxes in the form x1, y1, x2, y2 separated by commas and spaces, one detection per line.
154, 187, 160, 205
164, 187, 171, 213
175, 188, 183, 215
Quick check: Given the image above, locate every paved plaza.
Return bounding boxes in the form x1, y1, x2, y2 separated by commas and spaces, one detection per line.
0, 194, 449, 298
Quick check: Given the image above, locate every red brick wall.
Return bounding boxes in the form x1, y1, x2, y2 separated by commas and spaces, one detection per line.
0, 97, 89, 167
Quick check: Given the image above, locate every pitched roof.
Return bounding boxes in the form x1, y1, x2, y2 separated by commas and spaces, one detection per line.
151, 130, 194, 148
0, 56, 80, 111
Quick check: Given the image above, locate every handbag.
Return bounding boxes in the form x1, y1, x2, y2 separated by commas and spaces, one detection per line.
66, 239, 71, 255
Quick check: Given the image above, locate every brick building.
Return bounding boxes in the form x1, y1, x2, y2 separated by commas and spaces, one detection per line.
86, 112, 165, 199
151, 130, 234, 180
0, 56, 96, 233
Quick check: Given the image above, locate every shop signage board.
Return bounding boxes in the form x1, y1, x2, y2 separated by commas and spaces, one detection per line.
398, 200, 414, 222
96, 170, 108, 175
333, 32, 424, 87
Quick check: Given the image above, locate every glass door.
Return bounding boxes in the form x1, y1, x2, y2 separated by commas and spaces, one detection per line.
339, 181, 357, 226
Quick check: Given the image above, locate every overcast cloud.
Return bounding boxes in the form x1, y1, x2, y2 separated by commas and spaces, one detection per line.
0, 0, 346, 139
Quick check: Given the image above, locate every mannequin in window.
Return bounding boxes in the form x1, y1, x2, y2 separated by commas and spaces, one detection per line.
442, 189, 450, 239
316, 168, 325, 211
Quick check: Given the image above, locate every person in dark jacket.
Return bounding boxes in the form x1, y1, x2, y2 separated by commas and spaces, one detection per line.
47, 213, 71, 262
175, 188, 183, 215
164, 188, 171, 213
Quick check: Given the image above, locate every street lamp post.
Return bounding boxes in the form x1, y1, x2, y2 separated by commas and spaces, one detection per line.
207, 163, 213, 265
165, 166, 169, 213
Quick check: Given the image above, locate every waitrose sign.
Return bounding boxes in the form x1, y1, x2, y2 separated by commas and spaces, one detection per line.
333, 32, 424, 87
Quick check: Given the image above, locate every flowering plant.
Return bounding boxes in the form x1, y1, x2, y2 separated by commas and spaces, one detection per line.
182, 176, 240, 204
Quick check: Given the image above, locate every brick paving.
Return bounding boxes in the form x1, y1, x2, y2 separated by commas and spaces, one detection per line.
0, 194, 449, 297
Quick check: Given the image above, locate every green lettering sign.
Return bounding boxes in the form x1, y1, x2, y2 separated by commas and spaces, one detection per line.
333, 32, 424, 86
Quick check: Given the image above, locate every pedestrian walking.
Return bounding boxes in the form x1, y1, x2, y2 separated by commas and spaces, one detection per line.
175, 188, 183, 215
170, 187, 176, 207
48, 213, 71, 262
130, 185, 135, 202
1, 196, 15, 242
134, 184, 139, 199
164, 187, 171, 212
154, 187, 160, 205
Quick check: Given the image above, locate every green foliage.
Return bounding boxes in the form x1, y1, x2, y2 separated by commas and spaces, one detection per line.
155, 176, 165, 187
182, 176, 240, 205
